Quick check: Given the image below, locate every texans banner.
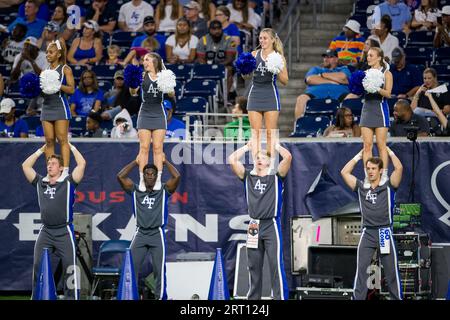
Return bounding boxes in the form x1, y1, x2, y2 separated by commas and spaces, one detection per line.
0, 140, 449, 290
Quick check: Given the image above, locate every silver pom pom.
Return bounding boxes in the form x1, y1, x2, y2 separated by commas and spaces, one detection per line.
40, 69, 61, 95
266, 52, 284, 74
157, 69, 176, 94
363, 68, 384, 94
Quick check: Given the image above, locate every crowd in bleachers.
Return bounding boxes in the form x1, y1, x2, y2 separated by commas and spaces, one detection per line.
293, 0, 450, 138
0, 0, 273, 138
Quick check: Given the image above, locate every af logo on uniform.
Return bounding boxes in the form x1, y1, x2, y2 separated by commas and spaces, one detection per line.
254, 179, 267, 194
147, 84, 159, 97
44, 185, 56, 199
142, 195, 156, 209
366, 190, 377, 204
256, 62, 268, 76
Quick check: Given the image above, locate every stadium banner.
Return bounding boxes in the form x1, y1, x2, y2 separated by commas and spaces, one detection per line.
0, 140, 449, 290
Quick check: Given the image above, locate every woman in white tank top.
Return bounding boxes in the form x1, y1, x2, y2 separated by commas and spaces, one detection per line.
155, 0, 183, 32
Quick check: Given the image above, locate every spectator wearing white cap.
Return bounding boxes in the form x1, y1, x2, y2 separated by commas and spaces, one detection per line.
10, 36, 48, 82
155, 0, 183, 33
411, 0, 441, 31
118, 0, 155, 32
5, 0, 47, 39
0, 98, 29, 138
434, 5, 450, 48
37, 21, 62, 52
329, 19, 366, 65
67, 20, 103, 66
184, 1, 208, 38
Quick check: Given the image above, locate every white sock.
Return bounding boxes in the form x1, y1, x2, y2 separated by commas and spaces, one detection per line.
138, 172, 145, 191
154, 171, 162, 190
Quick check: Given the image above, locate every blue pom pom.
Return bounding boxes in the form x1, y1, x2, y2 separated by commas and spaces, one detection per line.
19, 72, 41, 98
235, 52, 257, 75
124, 65, 143, 89
348, 70, 365, 96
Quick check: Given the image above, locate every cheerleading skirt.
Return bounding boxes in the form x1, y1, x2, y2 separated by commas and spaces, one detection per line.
40, 94, 71, 121
137, 106, 167, 131
359, 98, 390, 128
247, 82, 281, 112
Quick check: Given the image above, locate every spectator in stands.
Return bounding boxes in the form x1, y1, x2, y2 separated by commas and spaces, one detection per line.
294, 49, 351, 120
67, 20, 103, 66
329, 19, 365, 65
129, 16, 167, 62
0, 98, 29, 138
390, 99, 430, 137
323, 107, 361, 138
1, 23, 27, 65
10, 36, 48, 82
433, 5, 450, 48
224, 96, 251, 140
369, 14, 399, 61
427, 91, 450, 135
101, 85, 142, 120
411, 67, 450, 116
405, 0, 421, 11
166, 17, 199, 64
196, 20, 236, 96
155, 0, 183, 33
5, 0, 47, 39
50, 4, 73, 44
354, 38, 380, 71
215, 6, 241, 48
197, 0, 216, 21
118, 0, 155, 32
86, 0, 117, 34
164, 98, 186, 140
390, 47, 422, 99
70, 70, 104, 116
83, 111, 104, 137
25, 96, 44, 116
103, 70, 124, 109
184, 1, 208, 38
371, 0, 412, 32
105, 45, 123, 65
110, 108, 138, 139
37, 21, 61, 52
18, 0, 51, 21
227, 0, 261, 32
411, 0, 441, 31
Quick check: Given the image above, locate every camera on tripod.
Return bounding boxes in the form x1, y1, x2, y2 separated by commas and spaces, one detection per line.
405, 125, 419, 142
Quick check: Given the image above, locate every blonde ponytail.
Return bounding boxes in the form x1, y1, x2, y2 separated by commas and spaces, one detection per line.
260, 28, 284, 56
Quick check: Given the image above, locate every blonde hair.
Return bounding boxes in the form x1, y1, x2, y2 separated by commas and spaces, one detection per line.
260, 28, 284, 56
107, 44, 121, 55
368, 47, 386, 69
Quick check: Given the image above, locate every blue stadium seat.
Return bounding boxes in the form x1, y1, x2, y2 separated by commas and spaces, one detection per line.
432, 64, 450, 77
71, 65, 87, 80
305, 98, 340, 117
403, 47, 434, 66
406, 31, 435, 47
341, 98, 364, 116
183, 79, 217, 98
349, 14, 367, 27
391, 31, 407, 48
438, 0, 450, 8
192, 64, 225, 80
69, 116, 87, 137
148, 0, 160, 7
100, 119, 114, 131
12, 98, 28, 111
175, 80, 183, 100
290, 115, 331, 137
6, 81, 21, 97
112, 31, 143, 47
354, 0, 381, 14
92, 64, 122, 80
131, 114, 137, 128
0, 64, 12, 78
434, 47, 450, 65
0, 14, 13, 25
102, 33, 111, 47
166, 64, 193, 81
176, 96, 208, 113
98, 80, 113, 93
386, 98, 398, 116
22, 116, 41, 133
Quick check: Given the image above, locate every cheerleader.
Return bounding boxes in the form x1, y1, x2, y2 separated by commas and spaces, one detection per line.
359, 47, 393, 185
246, 28, 288, 173
40, 39, 75, 180
135, 53, 174, 191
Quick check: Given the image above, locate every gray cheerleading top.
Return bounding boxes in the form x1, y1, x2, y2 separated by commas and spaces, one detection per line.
128, 183, 170, 229
40, 64, 71, 122
247, 50, 281, 112
242, 169, 284, 220
359, 66, 390, 128
137, 73, 167, 130
31, 174, 78, 227
354, 179, 396, 228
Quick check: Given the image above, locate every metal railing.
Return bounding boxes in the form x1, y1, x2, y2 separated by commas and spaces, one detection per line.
277, 0, 301, 74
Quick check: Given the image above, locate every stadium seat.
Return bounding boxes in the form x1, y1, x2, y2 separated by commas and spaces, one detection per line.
391, 31, 407, 48
12, 98, 28, 111
403, 47, 434, 66
432, 64, 450, 77
112, 31, 143, 47
92, 65, 122, 80
98, 80, 113, 93
176, 96, 208, 113
434, 47, 450, 65
192, 64, 225, 80
90, 240, 131, 299
406, 31, 435, 47
71, 65, 87, 80
0, 64, 12, 78
353, 0, 381, 14
102, 33, 111, 48
69, 116, 87, 137
290, 115, 331, 137
305, 98, 340, 117
386, 98, 398, 116
341, 98, 364, 116
183, 79, 217, 98
22, 116, 41, 134
165, 64, 193, 81
6, 81, 21, 97
175, 80, 183, 100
